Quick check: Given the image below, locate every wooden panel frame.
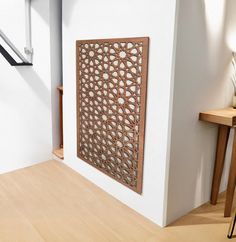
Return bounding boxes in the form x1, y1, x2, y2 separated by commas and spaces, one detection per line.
76, 37, 149, 193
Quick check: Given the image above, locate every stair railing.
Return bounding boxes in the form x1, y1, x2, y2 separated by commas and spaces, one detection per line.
0, 0, 33, 66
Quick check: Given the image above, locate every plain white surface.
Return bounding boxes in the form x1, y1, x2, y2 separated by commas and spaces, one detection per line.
166, 0, 236, 224
0, 0, 61, 173
62, 0, 177, 227
0, 1, 25, 52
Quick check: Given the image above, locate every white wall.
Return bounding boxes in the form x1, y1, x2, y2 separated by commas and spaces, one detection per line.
166, 0, 236, 224
0, 1, 25, 51
62, 0, 177, 226
0, 0, 62, 173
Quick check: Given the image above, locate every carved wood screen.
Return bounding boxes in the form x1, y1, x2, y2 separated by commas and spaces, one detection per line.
76, 37, 149, 193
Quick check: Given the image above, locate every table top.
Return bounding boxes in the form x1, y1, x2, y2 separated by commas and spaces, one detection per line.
199, 107, 236, 126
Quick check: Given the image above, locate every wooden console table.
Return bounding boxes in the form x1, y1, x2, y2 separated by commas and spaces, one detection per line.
52, 86, 64, 160
199, 108, 236, 217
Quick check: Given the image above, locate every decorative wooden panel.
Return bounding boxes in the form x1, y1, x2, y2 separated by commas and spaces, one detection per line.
76, 37, 149, 193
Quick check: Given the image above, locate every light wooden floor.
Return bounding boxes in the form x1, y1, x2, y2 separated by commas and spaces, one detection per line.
0, 160, 234, 242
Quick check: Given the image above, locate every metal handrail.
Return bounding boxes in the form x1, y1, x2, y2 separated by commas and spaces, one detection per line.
0, 0, 33, 66
24, 0, 33, 63
0, 29, 29, 63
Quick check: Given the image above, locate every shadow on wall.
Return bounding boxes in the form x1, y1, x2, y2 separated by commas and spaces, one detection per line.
169, 192, 231, 227
31, 0, 50, 24
166, 0, 233, 225
16, 67, 50, 109
62, 0, 76, 26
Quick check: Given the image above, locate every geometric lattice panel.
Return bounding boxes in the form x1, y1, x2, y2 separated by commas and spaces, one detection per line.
76, 37, 149, 193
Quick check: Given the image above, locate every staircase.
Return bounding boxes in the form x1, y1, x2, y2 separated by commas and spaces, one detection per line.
0, 0, 32, 66
0, 44, 32, 66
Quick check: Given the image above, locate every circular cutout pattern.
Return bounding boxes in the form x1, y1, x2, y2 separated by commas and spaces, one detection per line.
89, 51, 95, 57
102, 114, 107, 121
103, 73, 109, 80
119, 51, 126, 58
118, 97, 125, 105
89, 91, 94, 97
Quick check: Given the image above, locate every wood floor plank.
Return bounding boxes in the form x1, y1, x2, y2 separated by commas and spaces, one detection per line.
0, 183, 44, 242
0, 160, 234, 242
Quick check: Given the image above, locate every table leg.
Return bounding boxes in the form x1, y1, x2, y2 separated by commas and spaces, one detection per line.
228, 209, 236, 238
225, 128, 236, 217
211, 125, 230, 205
58, 88, 63, 148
